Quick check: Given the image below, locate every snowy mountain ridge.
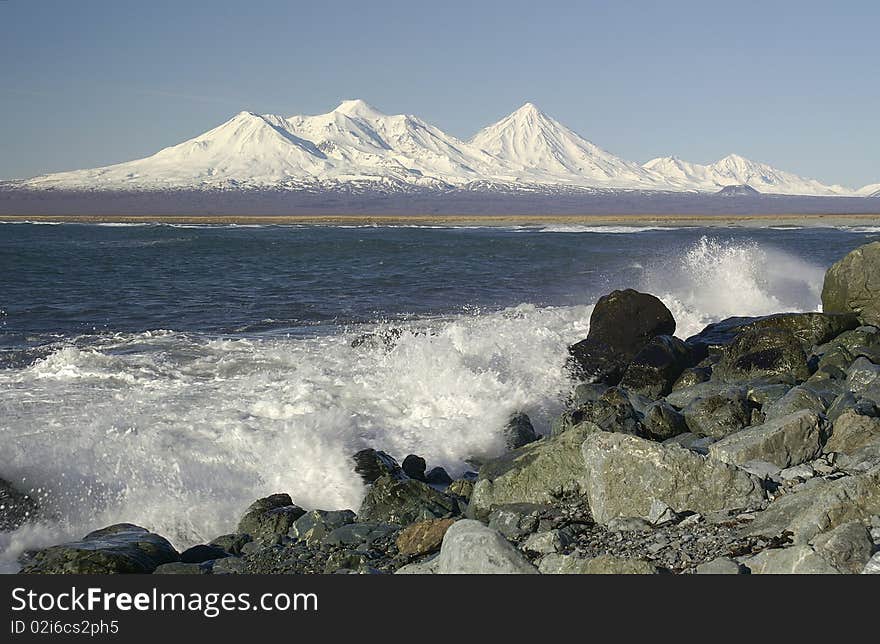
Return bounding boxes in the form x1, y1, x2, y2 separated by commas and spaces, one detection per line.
10, 100, 874, 197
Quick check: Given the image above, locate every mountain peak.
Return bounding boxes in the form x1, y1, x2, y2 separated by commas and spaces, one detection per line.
333, 99, 384, 119
513, 102, 541, 115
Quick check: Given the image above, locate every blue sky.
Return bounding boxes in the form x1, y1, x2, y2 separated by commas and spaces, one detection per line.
1, 0, 878, 187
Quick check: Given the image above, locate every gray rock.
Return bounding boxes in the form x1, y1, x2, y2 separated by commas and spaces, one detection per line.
821, 241, 880, 326
153, 562, 212, 575
504, 412, 538, 449
682, 392, 753, 439
538, 553, 660, 574
672, 367, 712, 391
647, 499, 678, 525
179, 544, 229, 564
567, 289, 676, 384
209, 533, 252, 556
394, 555, 440, 575
289, 509, 357, 545
708, 410, 827, 469
469, 422, 598, 520
487, 503, 544, 540
358, 476, 459, 525
211, 556, 249, 575
666, 382, 743, 409
810, 520, 874, 574
762, 386, 828, 421
522, 530, 569, 555
827, 409, 880, 454
606, 517, 653, 532
846, 357, 880, 394
745, 466, 880, 543
746, 384, 793, 407
20, 524, 179, 574
571, 382, 610, 406
554, 387, 643, 436
778, 463, 815, 481
0, 477, 39, 531
741, 545, 841, 574
695, 556, 746, 574
581, 432, 765, 525
712, 328, 810, 384
826, 391, 878, 423
436, 520, 538, 574
619, 335, 693, 398
739, 460, 783, 480
862, 552, 880, 574
324, 522, 398, 547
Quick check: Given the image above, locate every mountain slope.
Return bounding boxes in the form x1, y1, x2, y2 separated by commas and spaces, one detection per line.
470, 103, 664, 188
857, 183, 880, 197
644, 154, 851, 196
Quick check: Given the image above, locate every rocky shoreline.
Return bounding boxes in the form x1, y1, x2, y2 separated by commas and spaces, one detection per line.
4, 241, 880, 575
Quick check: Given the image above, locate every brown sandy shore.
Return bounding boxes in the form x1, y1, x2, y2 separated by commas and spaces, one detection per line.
1, 212, 879, 227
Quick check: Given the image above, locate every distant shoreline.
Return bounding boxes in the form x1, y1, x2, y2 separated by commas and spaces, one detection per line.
1, 213, 879, 227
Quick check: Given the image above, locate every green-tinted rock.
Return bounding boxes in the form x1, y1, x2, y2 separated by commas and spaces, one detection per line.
582, 432, 765, 525
708, 410, 827, 469
822, 242, 880, 326
713, 328, 810, 384
358, 476, 460, 525
21, 524, 179, 574
469, 422, 599, 520
826, 409, 880, 454
682, 392, 753, 439
538, 553, 660, 574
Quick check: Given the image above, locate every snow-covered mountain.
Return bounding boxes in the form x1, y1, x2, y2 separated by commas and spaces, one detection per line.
857, 183, 880, 197
11, 100, 862, 196
643, 154, 851, 196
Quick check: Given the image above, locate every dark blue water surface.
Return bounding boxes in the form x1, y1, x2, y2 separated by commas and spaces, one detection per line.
2, 222, 879, 351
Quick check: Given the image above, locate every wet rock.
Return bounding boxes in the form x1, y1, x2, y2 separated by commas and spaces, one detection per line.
687, 312, 859, 356
20, 524, 179, 574
712, 328, 810, 384
826, 409, 880, 454
821, 241, 880, 326
581, 432, 765, 525
643, 401, 689, 441
504, 412, 538, 449
425, 467, 453, 486
810, 521, 874, 574
209, 533, 252, 556
350, 327, 404, 350
708, 410, 827, 469
571, 382, 610, 406
237, 495, 306, 545
324, 522, 397, 547
469, 423, 598, 520
682, 391, 753, 439
402, 454, 427, 481
554, 387, 643, 436
395, 518, 456, 556
568, 289, 676, 384
619, 335, 693, 398
0, 477, 38, 532
358, 476, 460, 525
672, 367, 712, 391
538, 553, 660, 574
745, 466, 880, 543
289, 509, 357, 545
741, 545, 841, 574
179, 544, 229, 564
352, 448, 404, 484
435, 520, 537, 574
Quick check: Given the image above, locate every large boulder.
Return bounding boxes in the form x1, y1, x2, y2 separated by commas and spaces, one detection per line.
568, 289, 676, 384
740, 545, 842, 574
288, 509, 357, 545
581, 432, 765, 525
357, 476, 460, 525
352, 449, 404, 484
745, 466, 880, 543
236, 494, 306, 544
822, 241, 880, 326
468, 423, 598, 520
712, 328, 810, 384
619, 335, 693, 398
20, 524, 179, 574
708, 410, 827, 469
435, 520, 537, 574
681, 391, 753, 439
538, 553, 660, 575
503, 412, 538, 449
826, 409, 880, 454
553, 387, 643, 436
687, 312, 860, 356
0, 477, 39, 531
809, 521, 875, 574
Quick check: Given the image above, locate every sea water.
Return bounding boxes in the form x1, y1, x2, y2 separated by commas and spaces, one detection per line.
1, 222, 878, 569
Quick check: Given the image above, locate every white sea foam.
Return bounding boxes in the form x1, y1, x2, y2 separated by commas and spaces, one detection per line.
0, 236, 828, 569
528, 225, 679, 234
